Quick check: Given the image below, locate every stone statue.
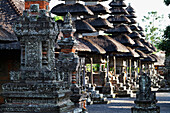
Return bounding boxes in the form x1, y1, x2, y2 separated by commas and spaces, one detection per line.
131, 73, 160, 113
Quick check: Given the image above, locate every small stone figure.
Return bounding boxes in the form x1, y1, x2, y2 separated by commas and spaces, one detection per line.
131, 73, 160, 113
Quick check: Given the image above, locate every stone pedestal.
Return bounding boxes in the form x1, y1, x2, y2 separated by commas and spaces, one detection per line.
131, 73, 160, 113
102, 82, 115, 98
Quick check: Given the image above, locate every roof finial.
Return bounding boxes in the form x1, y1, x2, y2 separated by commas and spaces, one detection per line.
64, 12, 72, 24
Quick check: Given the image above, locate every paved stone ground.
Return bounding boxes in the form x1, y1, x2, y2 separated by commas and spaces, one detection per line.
87, 92, 170, 113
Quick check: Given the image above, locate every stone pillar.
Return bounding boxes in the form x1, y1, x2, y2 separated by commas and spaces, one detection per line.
139, 59, 142, 75
106, 55, 109, 82
129, 59, 132, 79
113, 56, 116, 76
90, 57, 93, 85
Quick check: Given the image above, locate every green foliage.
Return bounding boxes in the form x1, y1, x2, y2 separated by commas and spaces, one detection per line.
164, 0, 170, 6
142, 11, 164, 48
54, 16, 63, 21
158, 25, 170, 56
86, 64, 100, 72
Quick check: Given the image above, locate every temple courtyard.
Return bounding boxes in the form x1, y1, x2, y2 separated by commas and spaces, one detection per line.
87, 92, 170, 113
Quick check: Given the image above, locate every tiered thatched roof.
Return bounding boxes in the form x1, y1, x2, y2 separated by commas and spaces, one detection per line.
109, 0, 126, 7
128, 31, 142, 39
86, 35, 129, 53
87, 4, 111, 15
107, 15, 131, 24
51, 3, 94, 16
113, 34, 135, 46
109, 7, 129, 15
85, 17, 113, 30
129, 25, 140, 31
105, 24, 132, 34
135, 49, 147, 58
126, 3, 135, 13
132, 40, 144, 48
75, 20, 96, 33
141, 54, 156, 62
116, 46, 140, 58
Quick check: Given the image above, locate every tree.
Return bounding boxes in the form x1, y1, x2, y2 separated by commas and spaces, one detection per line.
164, 0, 170, 6
158, 0, 170, 56
142, 11, 164, 48
158, 26, 170, 56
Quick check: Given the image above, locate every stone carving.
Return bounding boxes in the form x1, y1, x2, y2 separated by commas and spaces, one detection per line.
131, 73, 160, 113
0, 1, 75, 112
56, 52, 79, 72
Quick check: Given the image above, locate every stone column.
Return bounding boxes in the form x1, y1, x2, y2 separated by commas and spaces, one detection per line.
129, 59, 132, 79
113, 56, 116, 76
106, 55, 109, 82
90, 57, 93, 85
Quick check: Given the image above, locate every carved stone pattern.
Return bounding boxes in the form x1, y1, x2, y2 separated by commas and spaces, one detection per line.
25, 40, 40, 69
56, 52, 79, 72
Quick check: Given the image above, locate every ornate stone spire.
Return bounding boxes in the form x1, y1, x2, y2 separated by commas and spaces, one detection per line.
58, 12, 77, 53
61, 12, 76, 38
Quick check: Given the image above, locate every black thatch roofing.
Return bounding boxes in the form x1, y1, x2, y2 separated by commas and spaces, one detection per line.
74, 38, 106, 54
107, 15, 131, 24
73, 38, 91, 52
0, 0, 24, 34
0, 27, 18, 42
56, 19, 96, 33
75, 20, 96, 33
0, 41, 20, 50
137, 25, 144, 31
135, 49, 147, 58
150, 43, 157, 52
51, 3, 94, 16
129, 18, 137, 24
9, 0, 24, 16
126, 13, 137, 18
143, 41, 157, 52
129, 25, 140, 31
139, 32, 145, 37
109, 7, 129, 15
137, 45, 154, 54
141, 54, 156, 62
150, 54, 159, 62
126, 4, 135, 13
128, 31, 141, 39
116, 47, 140, 58
140, 39, 157, 52
87, 4, 111, 15
81, 38, 106, 54
86, 35, 129, 53
109, 0, 126, 7
132, 39, 144, 48
113, 34, 135, 46
85, 17, 113, 30
105, 24, 132, 34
